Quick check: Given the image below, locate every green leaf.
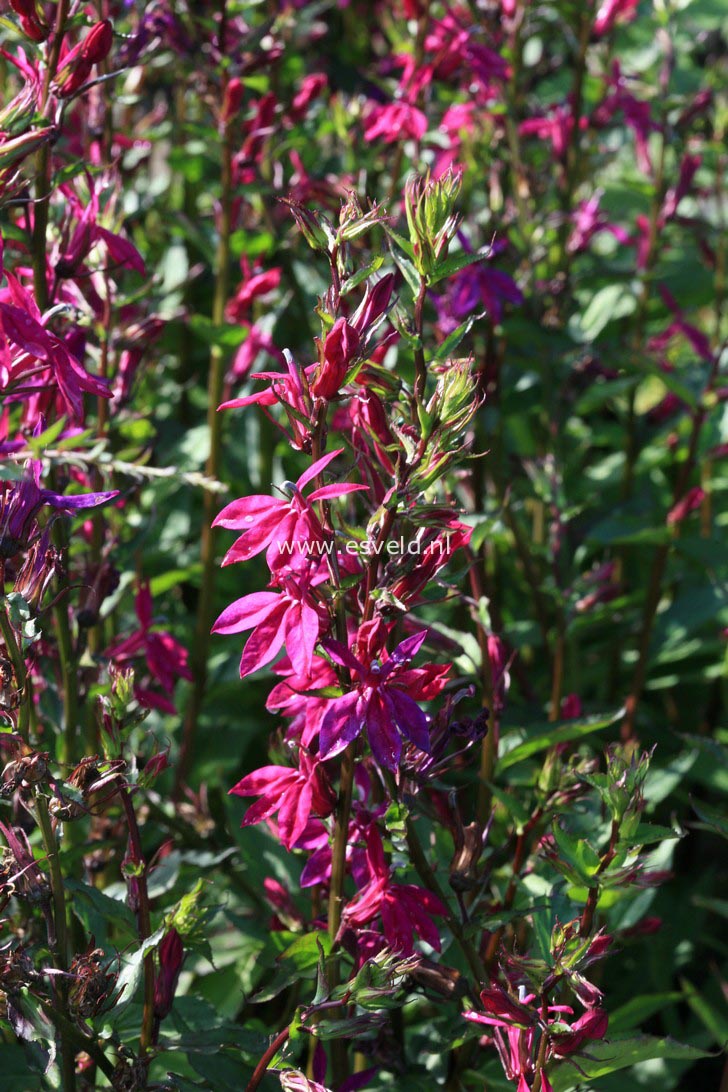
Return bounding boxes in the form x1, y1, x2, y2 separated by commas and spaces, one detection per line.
280, 930, 332, 973
65, 878, 137, 942
552, 821, 601, 882
113, 925, 166, 1015
549, 1035, 711, 1090
498, 709, 623, 771
691, 796, 728, 840
608, 992, 682, 1035
432, 315, 479, 361
429, 246, 492, 285
680, 977, 728, 1043
570, 283, 637, 342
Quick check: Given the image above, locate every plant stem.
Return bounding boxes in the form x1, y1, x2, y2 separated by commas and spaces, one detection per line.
118, 786, 155, 1056
405, 817, 486, 990
622, 347, 722, 739
38, 998, 116, 1081
53, 595, 78, 766
326, 742, 356, 1085
35, 794, 76, 1092
246, 1026, 291, 1092
174, 60, 234, 796
0, 601, 30, 740
32, 0, 69, 311
579, 818, 620, 935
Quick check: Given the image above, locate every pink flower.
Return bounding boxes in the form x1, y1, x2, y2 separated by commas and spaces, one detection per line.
593, 0, 639, 36
105, 582, 192, 714
0, 272, 111, 419
567, 191, 630, 254
212, 566, 327, 678
667, 487, 705, 526
220, 350, 315, 450
311, 318, 361, 400
229, 751, 336, 851
153, 928, 184, 1020
465, 987, 608, 1090
0, 451, 117, 560
363, 101, 428, 145
213, 448, 364, 571
343, 827, 447, 955
225, 257, 281, 323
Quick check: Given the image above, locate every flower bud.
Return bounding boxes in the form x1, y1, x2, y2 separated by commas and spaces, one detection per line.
153, 928, 184, 1020
221, 77, 245, 125
56, 21, 113, 99
311, 318, 360, 399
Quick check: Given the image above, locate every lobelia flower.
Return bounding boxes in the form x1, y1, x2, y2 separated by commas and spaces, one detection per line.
311, 318, 361, 400
567, 191, 630, 254
105, 582, 192, 714
343, 826, 447, 955
464, 986, 608, 1091
267, 653, 339, 748
363, 100, 428, 145
667, 486, 705, 526
318, 629, 449, 769
229, 750, 336, 851
220, 349, 316, 451
54, 20, 114, 99
213, 448, 366, 571
0, 454, 117, 560
8, 0, 48, 43
212, 562, 329, 678
434, 251, 523, 332
225, 257, 281, 323
593, 0, 639, 36
0, 269, 111, 419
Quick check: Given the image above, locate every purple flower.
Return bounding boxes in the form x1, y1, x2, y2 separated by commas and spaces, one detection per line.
0, 455, 117, 559
318, 630, 449, 770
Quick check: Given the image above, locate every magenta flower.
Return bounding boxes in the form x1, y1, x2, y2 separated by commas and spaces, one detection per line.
363, 101, 428, 145
229, 751, 336, 851
0, 271, 110, 419
106, 582, 192, 714
267, 654, 339, 748
667, 487, 705, 526
343, 827, 447, 955
593, 0, 639, 36
567, 191, 630, 254
465, 986, 608, 1091
220, 350, 315, 450
213, 448, 365, 571
318, 629, 449, 769
212, 566, 327, 678
225, 257, 281, 323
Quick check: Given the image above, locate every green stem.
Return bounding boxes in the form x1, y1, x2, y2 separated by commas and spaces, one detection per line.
53, 596, 78, 766
32, 0, 70, 310
35, 794, 76, 1092
118, 787, 155, 1056
174, 64, 234, 796
38, 998, 116, 1082
326, 744, 356, 1086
